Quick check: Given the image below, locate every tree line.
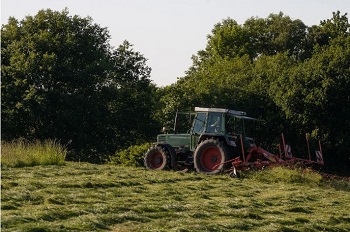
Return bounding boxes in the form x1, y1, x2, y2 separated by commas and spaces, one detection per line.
2, 9, 349, 174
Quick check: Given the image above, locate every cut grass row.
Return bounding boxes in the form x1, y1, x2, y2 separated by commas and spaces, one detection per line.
1, 163, 350, 232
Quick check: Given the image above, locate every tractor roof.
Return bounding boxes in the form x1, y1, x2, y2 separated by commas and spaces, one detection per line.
194, 107, 246, 116
194, 107, 260, 121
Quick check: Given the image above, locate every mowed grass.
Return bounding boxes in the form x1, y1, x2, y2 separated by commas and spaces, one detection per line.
1, 163, 350, 232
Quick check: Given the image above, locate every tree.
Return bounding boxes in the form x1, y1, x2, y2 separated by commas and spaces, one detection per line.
2, 9, 111, 141
108, 41, 159, 148
206, 18, 251, 59
269, 37, 350, 173
264, 12, 308, 59
191, 12, 308, 67
1, 9, 157, 162
307, 11, 349, 49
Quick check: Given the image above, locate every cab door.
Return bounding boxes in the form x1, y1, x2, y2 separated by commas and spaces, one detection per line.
190, 112, 207, 151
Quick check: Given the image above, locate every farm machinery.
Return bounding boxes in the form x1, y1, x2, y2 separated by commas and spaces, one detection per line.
144, 107, 324, 176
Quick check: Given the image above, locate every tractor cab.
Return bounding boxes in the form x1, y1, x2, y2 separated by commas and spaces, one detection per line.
190, 107, 257, 152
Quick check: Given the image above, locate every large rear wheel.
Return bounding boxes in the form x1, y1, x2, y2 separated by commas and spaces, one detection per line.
144, 146, 169, 170
194, 139, 228, 174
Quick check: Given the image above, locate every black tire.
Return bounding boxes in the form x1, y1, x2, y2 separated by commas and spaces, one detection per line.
194, 139, 228, 174
161, 144, 178, 171
144, 146, 169, 170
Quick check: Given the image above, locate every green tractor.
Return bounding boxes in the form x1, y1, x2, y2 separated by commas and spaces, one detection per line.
144, 107, 258, 174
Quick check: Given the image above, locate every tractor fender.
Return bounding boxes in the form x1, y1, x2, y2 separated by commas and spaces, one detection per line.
156, 143, 178, 171
198, 134, 226, 146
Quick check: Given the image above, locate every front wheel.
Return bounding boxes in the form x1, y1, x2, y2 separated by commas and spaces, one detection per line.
194, 139, 228, 174
144, 146, 169, 170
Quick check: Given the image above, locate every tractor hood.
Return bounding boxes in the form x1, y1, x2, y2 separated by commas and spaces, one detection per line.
157, 133, 191, 149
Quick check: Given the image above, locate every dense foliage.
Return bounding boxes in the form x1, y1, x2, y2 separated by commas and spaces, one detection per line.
1, 9, 158, 162
157, 11, 350, 175
1, 9, 349, 174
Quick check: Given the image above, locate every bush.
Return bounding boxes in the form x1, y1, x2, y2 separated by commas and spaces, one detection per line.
1, 139, 67, 167
109, 143, 151, 167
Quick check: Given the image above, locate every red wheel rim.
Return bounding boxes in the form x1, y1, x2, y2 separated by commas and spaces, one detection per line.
149, 152, 164, 168
200, 146, 222, 171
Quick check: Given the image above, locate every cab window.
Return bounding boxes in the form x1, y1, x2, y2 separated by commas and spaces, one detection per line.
192, 112, 206, 134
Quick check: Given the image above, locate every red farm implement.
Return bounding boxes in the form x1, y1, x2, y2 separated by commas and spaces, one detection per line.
222, 133, 324, 177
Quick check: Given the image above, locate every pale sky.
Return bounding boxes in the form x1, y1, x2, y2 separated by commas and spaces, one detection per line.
1, 0, 349, 86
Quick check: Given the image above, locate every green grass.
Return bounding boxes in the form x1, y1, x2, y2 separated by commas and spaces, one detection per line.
1, 163, 350, 232
1, 139, 66, 167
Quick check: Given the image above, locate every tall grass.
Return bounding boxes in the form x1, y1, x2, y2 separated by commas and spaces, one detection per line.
1, 139, 66, 167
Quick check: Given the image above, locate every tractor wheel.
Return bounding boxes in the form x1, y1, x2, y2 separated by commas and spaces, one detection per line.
144, 146, 169, 170
194, 139, 228, 174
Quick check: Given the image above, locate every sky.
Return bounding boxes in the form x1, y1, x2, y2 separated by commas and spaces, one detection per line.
1, 0, 349, 86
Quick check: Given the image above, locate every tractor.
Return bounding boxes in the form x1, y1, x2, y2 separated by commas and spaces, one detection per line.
144, 107, 324, 175
144, 107, 259, 174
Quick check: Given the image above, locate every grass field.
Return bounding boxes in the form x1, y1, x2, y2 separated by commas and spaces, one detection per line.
1, 163, 350, 232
